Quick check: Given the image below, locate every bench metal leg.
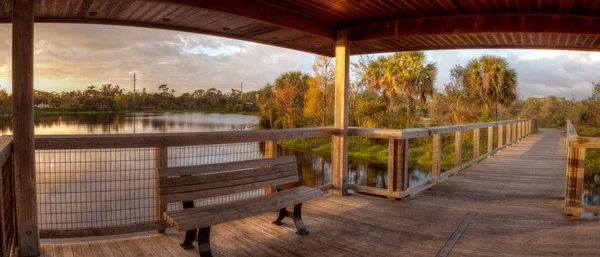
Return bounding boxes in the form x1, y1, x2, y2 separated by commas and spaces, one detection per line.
197, 226, 212, 257
293, 203, 309, 235
272, 208, 287, 226
180, 200, 197, 250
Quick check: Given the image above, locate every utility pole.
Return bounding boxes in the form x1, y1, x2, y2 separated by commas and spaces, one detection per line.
240, 82, 243, 94
132, 72, 137, 110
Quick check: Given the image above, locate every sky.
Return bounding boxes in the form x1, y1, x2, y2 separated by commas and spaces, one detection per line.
0, 23, 599, 100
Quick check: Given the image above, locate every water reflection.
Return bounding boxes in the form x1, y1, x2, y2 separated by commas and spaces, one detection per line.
0, 112, 258, 135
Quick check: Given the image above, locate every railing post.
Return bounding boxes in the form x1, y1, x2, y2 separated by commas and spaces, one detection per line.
506, 123, 511, 143
513, 122, 518, 141
432, 134, 442, 183
473, 128, 480, 157
154, 147, 168, 233
12, 0, 39, 255
401, 139, 409, 190
264, 140, 278, 195
385, 138, 408, 198
518, 122, 522, 139
498, 124, 504, 147
454, 131, 462, 167
565, 146, 585, 216
332, 29, 350, 195
487, 126, 494, 153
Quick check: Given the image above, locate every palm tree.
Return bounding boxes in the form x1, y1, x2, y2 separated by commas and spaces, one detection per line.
359, 52, 437, 127
463, 55, 517, 119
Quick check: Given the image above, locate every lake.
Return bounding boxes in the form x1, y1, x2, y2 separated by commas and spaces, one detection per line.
1, 112, 431, 231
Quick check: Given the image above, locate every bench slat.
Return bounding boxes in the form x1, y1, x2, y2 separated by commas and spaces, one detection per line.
160, 175, 299, 204
159, 155, 296, 178
160, 162, 297, 188
160, 169, 298, 195
164, 186, 323, 231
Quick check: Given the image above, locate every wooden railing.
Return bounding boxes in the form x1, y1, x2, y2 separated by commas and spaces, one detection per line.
0, 136, 16, 257
565, 120, 600, 216
33, 127, 335, 238
3, 119, 540, 240
347, 118, 537, 199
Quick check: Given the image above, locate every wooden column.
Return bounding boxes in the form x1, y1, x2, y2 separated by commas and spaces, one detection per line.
12, 0, 39, 255
454, 131, 462, 167
432, 134, 442, 183
387, 139, 407, 198
565, 146, 586, 216
506, 124, 511, 144
154, 147, 167, 233
487, 126, 494, 153
498, 125, 504, 147
332, 29, 350, 196
264, 140, 277, 194
473, 129, 480, 158
513, 123, 517, 141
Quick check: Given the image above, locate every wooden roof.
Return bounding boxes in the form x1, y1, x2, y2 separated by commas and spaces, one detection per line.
1, 0, 599, 56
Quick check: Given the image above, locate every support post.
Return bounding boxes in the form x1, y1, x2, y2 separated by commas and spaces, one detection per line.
154, 147, 168, 233
565, 147, 586, 216
264, 140, 278, 194
12, 0, 39, 255
401, 139, 409, 190
454, 131, 462, 167
388, 138, 408, 196
432, 134, 442, 183
473, 128, 480, 158
487, 126, 493, 153
332, 29, 350, 195
387, 139, 398, 198
498, 125, 504, 147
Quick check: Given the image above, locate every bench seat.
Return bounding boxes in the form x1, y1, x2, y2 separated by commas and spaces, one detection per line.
164, 186, 322, 232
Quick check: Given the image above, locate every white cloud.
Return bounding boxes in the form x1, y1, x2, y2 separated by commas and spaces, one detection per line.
0, 23, 598, 100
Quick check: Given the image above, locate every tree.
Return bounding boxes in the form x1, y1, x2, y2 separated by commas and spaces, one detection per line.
463, 55, 517, 119
358, 52, 437, 126
303, 56, 334, 126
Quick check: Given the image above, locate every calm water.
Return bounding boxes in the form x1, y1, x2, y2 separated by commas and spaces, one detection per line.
2, 112, 430, 230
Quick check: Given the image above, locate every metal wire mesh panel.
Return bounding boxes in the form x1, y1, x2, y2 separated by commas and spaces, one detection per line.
408, 136, 432, 187
278, 137, 332, 189
36, 148, 155, 230
167, 142, 265, 211
583, 148, 600, 205
1, 156, 15, 256
347, 136, 388, 189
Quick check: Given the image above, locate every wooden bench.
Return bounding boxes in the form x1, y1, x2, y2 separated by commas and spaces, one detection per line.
159, 155, 323, 257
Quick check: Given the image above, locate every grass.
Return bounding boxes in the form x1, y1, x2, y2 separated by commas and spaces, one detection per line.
279, 135, 465, 170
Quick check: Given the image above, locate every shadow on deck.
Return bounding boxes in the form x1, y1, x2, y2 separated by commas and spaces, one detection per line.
41, 130, 600, 257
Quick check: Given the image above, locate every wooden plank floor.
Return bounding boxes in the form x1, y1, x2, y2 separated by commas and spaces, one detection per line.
42, 129, 600, 257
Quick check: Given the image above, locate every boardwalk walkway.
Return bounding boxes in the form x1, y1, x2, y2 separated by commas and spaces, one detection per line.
42, 129, 600, 257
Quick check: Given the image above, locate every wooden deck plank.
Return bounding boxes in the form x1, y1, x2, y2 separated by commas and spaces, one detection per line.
41, 130, 599, 257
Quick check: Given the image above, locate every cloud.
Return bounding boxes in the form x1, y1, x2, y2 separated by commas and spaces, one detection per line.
0, 23, 598, 100
427, 49, 600, 100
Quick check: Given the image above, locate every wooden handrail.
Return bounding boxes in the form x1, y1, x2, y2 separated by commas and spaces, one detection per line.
350, 118, 538, 200
34, 127, 336, 150
349, 118, 536, 139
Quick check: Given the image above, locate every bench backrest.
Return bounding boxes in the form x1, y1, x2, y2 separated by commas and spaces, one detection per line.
159, 155, 299, 204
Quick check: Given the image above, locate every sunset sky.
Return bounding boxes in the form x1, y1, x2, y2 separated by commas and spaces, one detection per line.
0, 23, 599, 100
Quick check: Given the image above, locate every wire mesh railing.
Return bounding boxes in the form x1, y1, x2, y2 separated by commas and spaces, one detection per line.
0, 138, 16, 257
33, 127, 336, 238
347, 119, 537, 199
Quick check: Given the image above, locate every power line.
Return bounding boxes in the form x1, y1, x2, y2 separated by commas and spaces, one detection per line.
132, 72, 137, 109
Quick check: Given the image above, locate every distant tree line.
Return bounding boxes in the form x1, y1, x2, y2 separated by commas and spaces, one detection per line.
26, 84, 259, 113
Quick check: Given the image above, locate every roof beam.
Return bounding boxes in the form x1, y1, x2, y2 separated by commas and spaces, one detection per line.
161, 0, 336, 40
351, 14, 600, 41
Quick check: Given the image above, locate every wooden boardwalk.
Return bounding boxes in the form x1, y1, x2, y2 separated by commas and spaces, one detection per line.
41, 129, 600, 257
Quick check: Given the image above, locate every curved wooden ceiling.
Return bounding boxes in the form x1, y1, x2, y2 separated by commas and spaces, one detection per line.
1, 0, 599, 56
